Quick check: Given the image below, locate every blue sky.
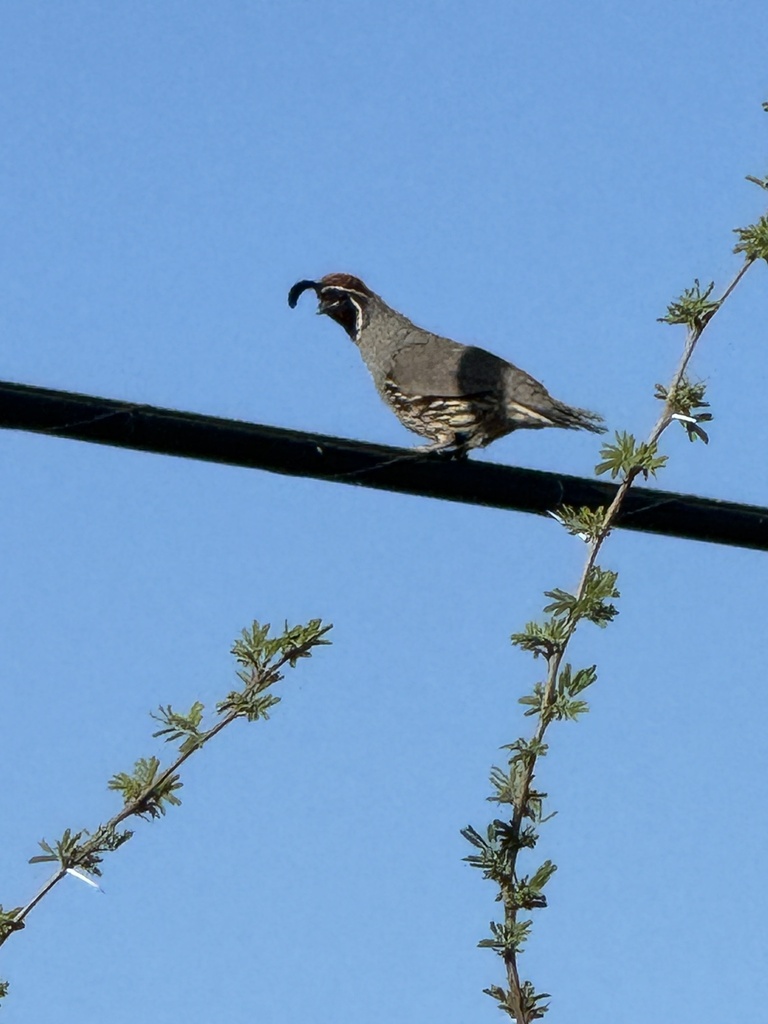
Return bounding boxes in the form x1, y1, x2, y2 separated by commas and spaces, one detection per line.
1, 2, 767, 1021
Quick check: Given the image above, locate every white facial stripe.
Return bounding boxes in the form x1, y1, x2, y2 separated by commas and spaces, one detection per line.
320, 287, 369, 301
347, 295, 363, 339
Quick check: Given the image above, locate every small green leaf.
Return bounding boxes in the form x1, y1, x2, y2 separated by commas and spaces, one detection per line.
511, 619, 569, 659
734, 215, 768, 262
542, 588, 578, 618
0, 907, 24, 943
567, 664, 598, 695
518, 683, 546, 717
528, 859, 557, 891
478, 918, 533, 956
658, 279, 718, 329
151, 701, 206, 752
108, 757, 182, 819
580, 566, 620, 626
656, 377, 713, 442
551, 505, 608, 542
596, 432, 667, 480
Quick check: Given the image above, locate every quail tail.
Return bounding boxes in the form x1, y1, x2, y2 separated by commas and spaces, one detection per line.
548, 401, 607, 434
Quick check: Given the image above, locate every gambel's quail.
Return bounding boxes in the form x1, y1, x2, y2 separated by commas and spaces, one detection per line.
289, 273, 606, 456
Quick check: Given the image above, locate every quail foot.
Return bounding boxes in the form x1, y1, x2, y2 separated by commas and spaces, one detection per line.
289, 273, 606, 457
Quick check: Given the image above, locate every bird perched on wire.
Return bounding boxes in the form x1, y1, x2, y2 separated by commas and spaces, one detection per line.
288, 273, 606, 456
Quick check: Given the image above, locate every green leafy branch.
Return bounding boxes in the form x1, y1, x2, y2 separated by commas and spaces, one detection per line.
464, 147, 768, 1021
463, 563, 617, 1022
0, 617, 332, 1000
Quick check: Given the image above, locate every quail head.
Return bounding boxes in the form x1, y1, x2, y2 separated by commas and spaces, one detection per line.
288, 273, 606, 456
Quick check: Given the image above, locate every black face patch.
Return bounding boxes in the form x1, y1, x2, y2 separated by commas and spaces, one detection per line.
318, 288, 362, 339
288, 273, 372, 342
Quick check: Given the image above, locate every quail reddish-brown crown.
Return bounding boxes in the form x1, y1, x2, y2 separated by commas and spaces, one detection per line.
317, 273, 373, 295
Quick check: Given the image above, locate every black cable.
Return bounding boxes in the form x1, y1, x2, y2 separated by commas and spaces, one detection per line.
0, 380, 765, 551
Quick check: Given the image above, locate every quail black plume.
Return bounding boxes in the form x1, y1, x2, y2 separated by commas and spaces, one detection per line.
288, 273, 606, 455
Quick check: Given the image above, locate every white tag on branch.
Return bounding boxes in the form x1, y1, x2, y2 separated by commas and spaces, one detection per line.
66, 868, 103, 892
